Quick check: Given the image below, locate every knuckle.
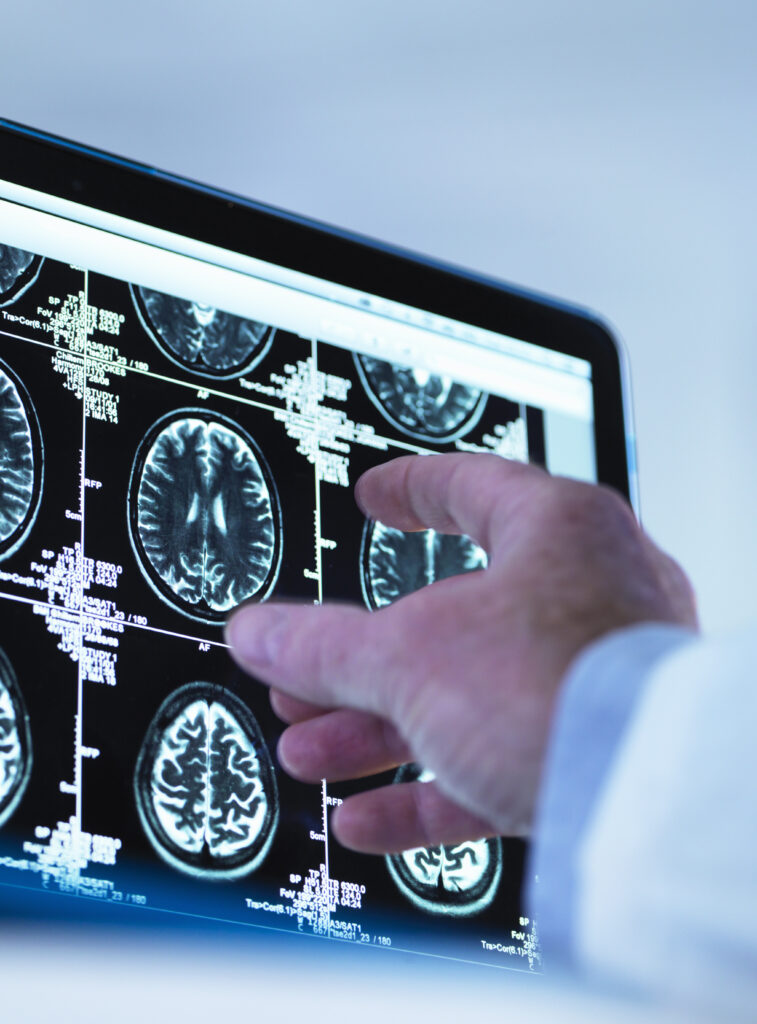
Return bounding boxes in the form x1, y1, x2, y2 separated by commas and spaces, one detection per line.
593, 483, 638, 524
544, 479, 637, 535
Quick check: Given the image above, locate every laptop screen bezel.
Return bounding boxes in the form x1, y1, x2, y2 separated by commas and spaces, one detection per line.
0, 119, 631, 501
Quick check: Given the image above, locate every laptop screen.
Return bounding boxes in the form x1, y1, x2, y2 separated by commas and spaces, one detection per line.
0, 151, 602, 972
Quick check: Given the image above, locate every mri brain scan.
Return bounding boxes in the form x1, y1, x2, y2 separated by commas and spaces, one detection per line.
0, 360, 42, 560
354, 355, 487, 442
0, 246, 43, 307
132, 285, 274, 378
128, 410, 281, 624
0, 647, 32, 830
385, 765, 502, 916
135, 683, 278, 879
361, 520, 487, 610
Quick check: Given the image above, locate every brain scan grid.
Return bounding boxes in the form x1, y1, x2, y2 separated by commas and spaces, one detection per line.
0, 244, 543, 972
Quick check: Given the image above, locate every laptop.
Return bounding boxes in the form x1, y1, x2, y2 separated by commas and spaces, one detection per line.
0, 119, 634, 972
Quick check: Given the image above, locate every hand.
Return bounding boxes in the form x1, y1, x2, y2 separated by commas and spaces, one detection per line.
225, 454, 697, 854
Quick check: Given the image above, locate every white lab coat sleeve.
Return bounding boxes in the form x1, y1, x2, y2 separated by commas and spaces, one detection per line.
529, 623, 757, 1012
574, 629, 757, 1010
527, 623, 698, 963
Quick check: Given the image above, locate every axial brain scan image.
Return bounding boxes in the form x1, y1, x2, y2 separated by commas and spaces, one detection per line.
0, 648, 32, 830
354, 354, 487, 441
385, 766, 502, 916
135, 683, 278, 879
0, 361, 41, 559
129, 411, 281, 623
0, 246, 43, 307
361, 520, 487, 610
132, 285, 274, 378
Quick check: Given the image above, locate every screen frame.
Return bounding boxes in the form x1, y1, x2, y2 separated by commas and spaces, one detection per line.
0, 118, 632, 499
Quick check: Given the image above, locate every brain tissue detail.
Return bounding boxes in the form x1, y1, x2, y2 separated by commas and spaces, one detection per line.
355, 355, 487, 441
385, 767, 502, 916
0, 246, 42, 307
130, 412, 281, 623
135, 684, 278, 878
361, 520, 487, 610
0, 362, 41, 558
132, 285, 274, 378
0, 648, 32, 829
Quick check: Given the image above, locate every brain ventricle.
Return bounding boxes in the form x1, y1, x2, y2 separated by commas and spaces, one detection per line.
135, 415, 279, 618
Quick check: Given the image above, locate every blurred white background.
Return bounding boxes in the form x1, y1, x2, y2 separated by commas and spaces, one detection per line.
0, 926, 696, 1024
1, 0, 755, 631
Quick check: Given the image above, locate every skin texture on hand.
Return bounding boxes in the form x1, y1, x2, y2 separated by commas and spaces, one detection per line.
225, 454, 698, 855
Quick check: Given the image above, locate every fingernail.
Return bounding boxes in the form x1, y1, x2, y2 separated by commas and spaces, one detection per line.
275, 734, 293, 773
276, 732, 304, 779
225, 605, 289, 668
330, 802, 342, 835
353, 475, 368, 514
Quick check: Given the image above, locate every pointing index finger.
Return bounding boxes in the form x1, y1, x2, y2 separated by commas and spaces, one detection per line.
354, 453, 545, 554
225, 601, 411, 720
